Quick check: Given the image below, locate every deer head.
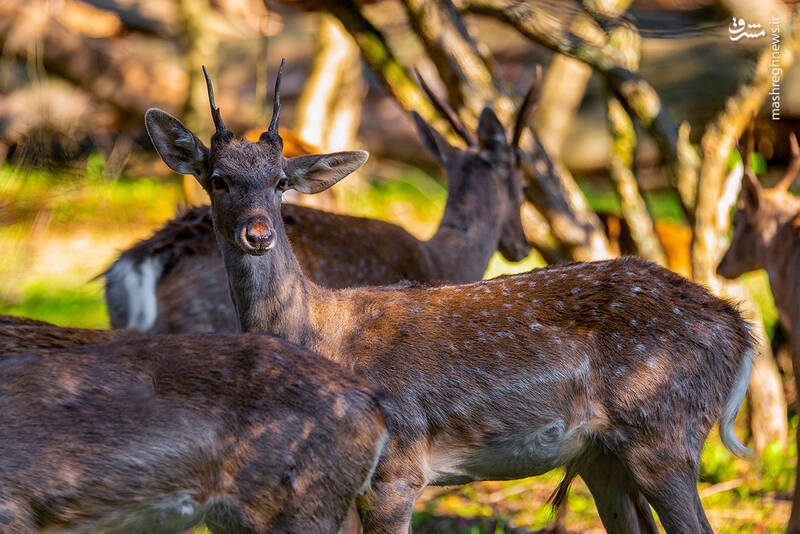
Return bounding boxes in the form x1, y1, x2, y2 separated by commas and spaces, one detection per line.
409, 69, 540, 263
144, 61, 368, 257
718, 133, 800, 279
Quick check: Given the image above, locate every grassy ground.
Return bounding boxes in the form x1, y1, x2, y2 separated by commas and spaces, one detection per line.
0, 161, 794, 532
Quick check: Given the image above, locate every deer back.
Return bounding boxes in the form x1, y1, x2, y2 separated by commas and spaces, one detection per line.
0, 314, 138, 354
0, 333, 389, 533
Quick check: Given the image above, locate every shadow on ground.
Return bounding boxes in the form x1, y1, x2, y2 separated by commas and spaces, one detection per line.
413, 513, 567, 534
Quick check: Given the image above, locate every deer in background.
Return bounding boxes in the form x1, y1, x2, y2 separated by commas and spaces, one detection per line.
143, 61, 755, 534
0, 332, 390, 533
103, 68, 534, 334
717, 132, 800, 534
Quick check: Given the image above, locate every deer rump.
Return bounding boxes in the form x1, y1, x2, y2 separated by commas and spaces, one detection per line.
0, 334, 389, 534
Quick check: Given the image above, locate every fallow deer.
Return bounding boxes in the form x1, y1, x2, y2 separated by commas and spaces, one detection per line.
0, 314, 133, 353
103, 68, 534, 334
0, 331, 390, 533
144, 62, 755, 534
717, 132, 800, 534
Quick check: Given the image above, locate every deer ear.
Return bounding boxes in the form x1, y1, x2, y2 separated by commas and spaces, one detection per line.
477, 106, 507, 154
145, 108, 209, 183
740, 170, 763, 216
284, 151, 369, 194
411, 111, 453, 164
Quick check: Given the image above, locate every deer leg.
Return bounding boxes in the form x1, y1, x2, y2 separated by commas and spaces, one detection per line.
577, 450, 658, 534
358, 440, 427, 534
620, 445, 710, 534
338, 503, 363, 534
0, 503, 34, 534
359, 477, 423, 534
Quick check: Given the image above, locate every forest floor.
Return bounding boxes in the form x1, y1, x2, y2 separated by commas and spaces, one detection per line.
0, 161, 794, 533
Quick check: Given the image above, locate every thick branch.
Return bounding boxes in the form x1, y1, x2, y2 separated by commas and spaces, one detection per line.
604, 21, 666, 266
608, 98, 667, 266
401, 0, 498, 118
464, 0, 690, 219
300, 0, 444, 132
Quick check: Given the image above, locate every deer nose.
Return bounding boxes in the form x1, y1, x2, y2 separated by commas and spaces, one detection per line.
241, 219, 275, 252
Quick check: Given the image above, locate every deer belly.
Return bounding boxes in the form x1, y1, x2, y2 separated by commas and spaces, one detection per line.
40, 491, 212, 534
426, 421, 586, 485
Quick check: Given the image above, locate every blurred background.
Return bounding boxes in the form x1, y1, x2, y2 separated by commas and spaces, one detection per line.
2, 0, 800, 531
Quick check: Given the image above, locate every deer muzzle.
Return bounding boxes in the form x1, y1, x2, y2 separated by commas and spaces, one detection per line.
237, 218, 275, 255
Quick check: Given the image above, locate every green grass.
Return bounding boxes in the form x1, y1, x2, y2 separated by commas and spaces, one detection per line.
0, 281, 108, 329
578, 178, 689, 224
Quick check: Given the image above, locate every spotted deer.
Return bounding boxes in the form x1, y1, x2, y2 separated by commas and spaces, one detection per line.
0, 314, 134, 353
103, 69, 533, 334
717, 133, 800, 533
0, 329, 390, 534
143, 62, 755, 534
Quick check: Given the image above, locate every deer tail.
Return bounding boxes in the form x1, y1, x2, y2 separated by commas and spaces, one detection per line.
719, 322, 755, 459
103, 255, 163, 332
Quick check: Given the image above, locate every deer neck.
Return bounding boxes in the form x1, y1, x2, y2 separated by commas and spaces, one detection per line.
764, 212, 800, 332
216, 229, 326, 346
422, 168, 502, 282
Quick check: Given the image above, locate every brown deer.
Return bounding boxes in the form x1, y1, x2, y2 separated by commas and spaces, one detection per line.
103, 69, 533, 334
0, 331, 390, 533
717, 132, 800, 534
143, 62, 755, 534
0, 314, 134, 353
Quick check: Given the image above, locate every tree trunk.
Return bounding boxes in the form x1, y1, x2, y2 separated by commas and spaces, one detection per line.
605, 21, 666, 266
291, 14, 365, 211
179, 0, 218, 207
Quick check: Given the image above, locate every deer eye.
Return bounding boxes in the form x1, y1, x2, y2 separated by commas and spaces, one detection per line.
211, 175, 228, 191
277, 177, 289, 190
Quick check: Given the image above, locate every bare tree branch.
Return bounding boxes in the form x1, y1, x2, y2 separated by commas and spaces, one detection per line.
463, 0, 691, 220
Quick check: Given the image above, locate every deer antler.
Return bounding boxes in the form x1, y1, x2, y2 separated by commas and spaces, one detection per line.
202, 65, 227, 134
414, 68, 476, 146
268, 58, 286, 135
511, 64, 542, 150
776, 132, 800, 191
